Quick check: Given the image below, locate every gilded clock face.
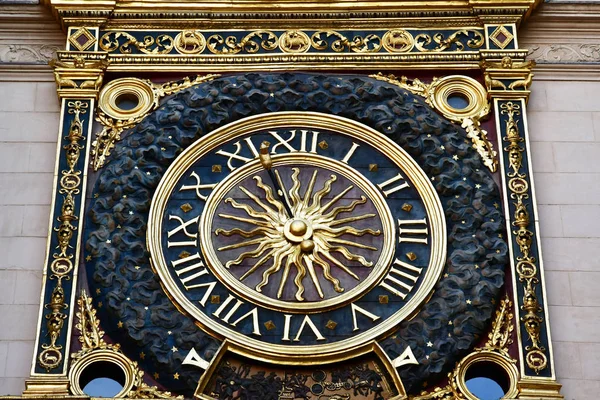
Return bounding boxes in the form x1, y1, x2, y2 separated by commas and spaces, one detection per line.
148, 112, 446, 361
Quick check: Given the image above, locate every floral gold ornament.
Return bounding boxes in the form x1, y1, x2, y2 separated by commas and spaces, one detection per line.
68, 291, 182, 399
207, 30, 278, 54
38, 282, 68, 372
96, 28, 485, 56
38, 100, 88, 372
311, 31, 382, 53
501, 101, 548, 374
414, 30, 484, 52
100, 31, 174, 54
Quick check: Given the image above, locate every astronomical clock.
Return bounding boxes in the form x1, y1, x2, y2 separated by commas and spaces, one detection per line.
23, 1, 563, 399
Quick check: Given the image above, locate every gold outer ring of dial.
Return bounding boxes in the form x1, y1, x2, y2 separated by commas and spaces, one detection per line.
147, 111, 447, 363
200, 153, 395, 313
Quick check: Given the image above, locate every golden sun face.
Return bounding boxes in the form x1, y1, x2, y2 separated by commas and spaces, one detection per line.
215, 167, 382, 302
200, 152, 395, 312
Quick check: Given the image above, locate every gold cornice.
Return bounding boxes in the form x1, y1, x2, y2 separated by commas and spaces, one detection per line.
44, 0, 539, 30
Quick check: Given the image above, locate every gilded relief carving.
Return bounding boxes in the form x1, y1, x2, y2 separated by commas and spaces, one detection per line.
50, 56, 108, 93
501, 101, 548, 374
414, 30, 484, 52
38, 101, 88, 372
97, 28, 484, 56
481, 57, 535, 93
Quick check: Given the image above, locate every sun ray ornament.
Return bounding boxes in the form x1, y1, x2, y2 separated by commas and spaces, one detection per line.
215, 141, 381, 302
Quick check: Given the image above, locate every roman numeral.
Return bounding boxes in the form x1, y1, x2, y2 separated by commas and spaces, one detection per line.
341, 142, 360, 164
213, 294, 261, 336
379, 259, 423, 299
269, 130, 320, 154
167, 215, 199, 248
216, 138, 260, 171
392, 346, 419, 368
282, 314, 326, 342
350, 303, 380, 331
377, 173, 410, 197
398, 218, 428, 245
171, 252, 209, 291
179, 171, 217, 201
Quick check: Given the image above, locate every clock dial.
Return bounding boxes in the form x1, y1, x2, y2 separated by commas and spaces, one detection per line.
147, 112, 446, 361
202, 153, 394, 312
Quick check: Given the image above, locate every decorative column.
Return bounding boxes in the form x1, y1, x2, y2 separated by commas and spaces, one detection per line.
482, 24, 563, 399
23, 43, 107, 395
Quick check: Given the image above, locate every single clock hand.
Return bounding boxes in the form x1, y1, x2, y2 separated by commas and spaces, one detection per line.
259, 141, 294, 218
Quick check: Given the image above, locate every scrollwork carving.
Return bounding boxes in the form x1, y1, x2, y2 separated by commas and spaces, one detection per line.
311, 31, 382, 53
527, 44, 600, 63
38, 100, 88, 372
96, 28, 485, 56
100, 32, 174, 54
207, 31, 278, 54
0, 44, 60, 64
501, 101, 548, 374
414, 30, 484, 52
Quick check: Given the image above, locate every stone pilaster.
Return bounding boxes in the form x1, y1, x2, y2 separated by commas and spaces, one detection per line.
23, 51, 106, 397
482, 41, 563, 398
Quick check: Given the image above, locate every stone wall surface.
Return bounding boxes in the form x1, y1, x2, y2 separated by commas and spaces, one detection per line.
0, 78, 59, 395
0, 3, 63, 394
526, 80, 600, 399
0, 1, 599, 399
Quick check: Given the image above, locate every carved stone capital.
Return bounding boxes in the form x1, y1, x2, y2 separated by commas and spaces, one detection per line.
480, 54, 535, 101
50, 51, 108, 99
